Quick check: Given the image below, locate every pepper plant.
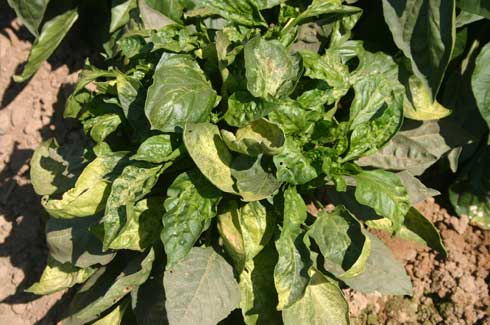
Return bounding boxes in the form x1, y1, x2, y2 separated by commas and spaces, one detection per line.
24, 0, 490, 324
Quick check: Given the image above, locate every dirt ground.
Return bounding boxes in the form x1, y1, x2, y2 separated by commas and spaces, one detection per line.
0, 4, 489, 325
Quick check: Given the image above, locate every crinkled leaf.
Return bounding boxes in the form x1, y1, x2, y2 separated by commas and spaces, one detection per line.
354, 170, 410, 232
43, 152, 127, 219
64, 249, 155, 324
150, 25, 201, 53
196, 0, 266, 27
14, 9, 79, 82
46, 216, 115, 268
183, 122, 236, 194
131, 135, 177, 163
273, 139, 318, 185
282, 271, 349, 325
292, 0, 360, 26
300, 50, 350, 100
30, 139, 85, 196
145, 54, 218, 132
102, 162, 163, 250
307, 206, 371, 280
27, 257, 96, 295
244, 37, 301, 99
109, 197, 164, 251
224, 92, 275, 128
163, 247, 240, 325
161, 170, 221, 268
274, 187, 310, 310
7, 0, 50, 36
472, 42, 490, 139
83, 114, 122, 143
343, 232, 412, 295
382, 0, 455, 98
222, 119, 285, 156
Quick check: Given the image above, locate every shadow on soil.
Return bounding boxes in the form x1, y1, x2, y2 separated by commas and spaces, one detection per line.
0, 1, 91, 111
0, 4, 88, 323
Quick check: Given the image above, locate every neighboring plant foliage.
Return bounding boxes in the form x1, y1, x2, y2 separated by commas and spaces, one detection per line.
22, 0, 490, 324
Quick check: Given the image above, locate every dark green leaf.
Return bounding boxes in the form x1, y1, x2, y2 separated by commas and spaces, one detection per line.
457, 0, 490, 19
145, 54, 218, 132
382, 0, 455, 97
273, 139, 317, 185
224, 92, 275, 128
449, 147, 490, 229
471, 42, 490, 139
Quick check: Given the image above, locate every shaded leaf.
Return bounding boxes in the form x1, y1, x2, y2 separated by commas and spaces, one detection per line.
27, 257, 96, 295
471, 42, 490, 139
164, 247, 240, 325
7, 0, 50, 36
343, 232, 412, 295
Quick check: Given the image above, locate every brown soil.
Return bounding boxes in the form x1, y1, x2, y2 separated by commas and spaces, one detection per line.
348, 198, 490, 325
0, 3, 86, 324
0, 4, 489, 325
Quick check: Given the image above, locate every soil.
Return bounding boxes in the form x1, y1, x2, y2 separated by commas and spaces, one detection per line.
0, 4, 489, 325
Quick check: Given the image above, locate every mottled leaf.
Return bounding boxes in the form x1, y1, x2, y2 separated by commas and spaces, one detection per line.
27, 257, 96, 295
145, 54, 218, 132
244, 37, 301, 99
161, 171, 221, 268
274, 187, 310, 310
102, 162, 163, 249
183, 122, 236, 194
354, 170, 410, 232
273, 139, 318, 185
282, 271, 349, 325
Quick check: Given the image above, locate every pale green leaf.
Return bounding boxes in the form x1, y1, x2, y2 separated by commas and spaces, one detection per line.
164, 247, 240, 325
14, 9, 79, 82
